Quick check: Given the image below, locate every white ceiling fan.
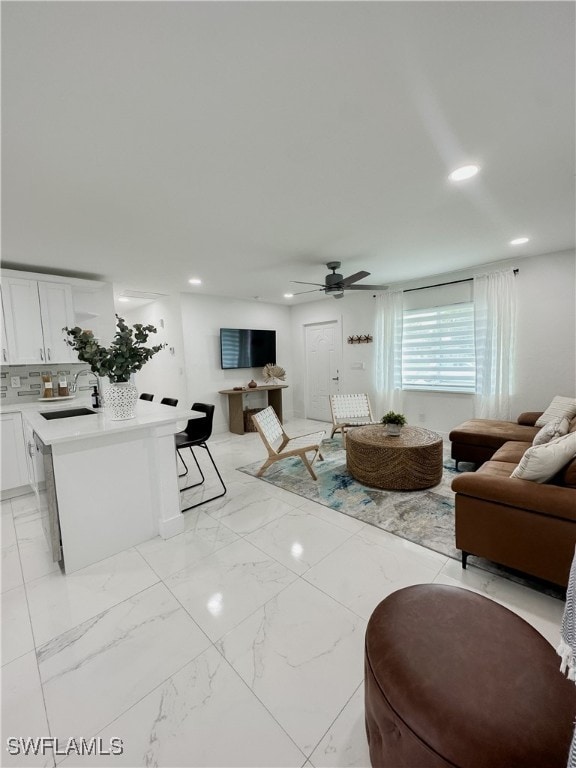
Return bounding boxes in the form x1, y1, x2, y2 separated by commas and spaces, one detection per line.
291, 261, 388, 299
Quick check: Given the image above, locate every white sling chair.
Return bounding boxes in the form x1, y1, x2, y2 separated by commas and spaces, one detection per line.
329, 393, 378, 442
251, 406, 325, 480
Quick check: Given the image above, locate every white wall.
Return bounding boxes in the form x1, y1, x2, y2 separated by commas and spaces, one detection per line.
290, 249, 576, 434
179, 294, 293, 433
123, 250, 575, 436
123, 294, 189, 407
514, 250, 576, 413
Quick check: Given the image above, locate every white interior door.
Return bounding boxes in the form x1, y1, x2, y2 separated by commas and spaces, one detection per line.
305, 321, 341, 422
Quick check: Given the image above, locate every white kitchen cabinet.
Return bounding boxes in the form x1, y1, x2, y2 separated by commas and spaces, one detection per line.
0, 412, 29, 494
1, 290, 9, 364
37, 281, 77, 363
1, 277, 76, 364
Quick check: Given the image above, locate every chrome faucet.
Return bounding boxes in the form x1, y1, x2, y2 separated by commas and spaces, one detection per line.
69, 368, 91, 394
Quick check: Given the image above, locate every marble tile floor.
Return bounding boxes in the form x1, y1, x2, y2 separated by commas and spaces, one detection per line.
1, 418, 566, 767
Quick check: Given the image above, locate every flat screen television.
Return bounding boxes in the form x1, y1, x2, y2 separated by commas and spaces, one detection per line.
220, 328, 276, 370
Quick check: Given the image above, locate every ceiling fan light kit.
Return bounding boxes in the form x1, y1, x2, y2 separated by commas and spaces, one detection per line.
291, 261, 388, 298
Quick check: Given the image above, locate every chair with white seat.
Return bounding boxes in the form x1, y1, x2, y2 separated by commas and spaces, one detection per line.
329, 393, 378, 442
251, 406, 325, 480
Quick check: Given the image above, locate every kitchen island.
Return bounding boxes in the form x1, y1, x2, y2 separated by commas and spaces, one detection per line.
22, 400, 199, 573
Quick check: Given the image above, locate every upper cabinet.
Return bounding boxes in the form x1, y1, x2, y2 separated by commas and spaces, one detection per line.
1, 290, 9, 365
1, 276, 76, 364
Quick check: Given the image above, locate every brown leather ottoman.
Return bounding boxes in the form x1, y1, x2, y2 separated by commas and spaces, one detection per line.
365, 585, 575, 767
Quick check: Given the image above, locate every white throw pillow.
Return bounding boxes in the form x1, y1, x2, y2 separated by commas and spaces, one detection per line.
535, 396, 576, 427
532, 416, 570, 446
511, 432, 576, 483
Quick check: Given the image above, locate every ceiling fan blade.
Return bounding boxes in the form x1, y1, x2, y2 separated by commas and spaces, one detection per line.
292, 288, 324, 295
340, 270, 370, 287
290, 280, 327, 287
346, 284, 389, 291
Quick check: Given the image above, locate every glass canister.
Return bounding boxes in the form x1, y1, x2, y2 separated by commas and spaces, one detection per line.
42, 374, 54, 398
58, 375, 69, 397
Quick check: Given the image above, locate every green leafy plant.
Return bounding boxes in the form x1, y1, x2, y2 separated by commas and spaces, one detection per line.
381, 411, 407, 426
64, 315, 166, 382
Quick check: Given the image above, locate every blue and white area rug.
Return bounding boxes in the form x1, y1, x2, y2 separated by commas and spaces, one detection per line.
239, 438, 564, 598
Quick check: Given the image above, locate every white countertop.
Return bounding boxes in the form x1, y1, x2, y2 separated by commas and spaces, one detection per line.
1, 395, 91, 414
20, 399, 197, 446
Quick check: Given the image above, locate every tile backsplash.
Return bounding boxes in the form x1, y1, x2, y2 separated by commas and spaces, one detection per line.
0, 364, 98, 405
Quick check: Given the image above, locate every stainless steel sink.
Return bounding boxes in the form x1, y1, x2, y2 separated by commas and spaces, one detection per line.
41, 408, 97, 420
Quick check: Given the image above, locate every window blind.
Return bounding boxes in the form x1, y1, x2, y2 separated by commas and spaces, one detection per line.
401, 303, 475, 393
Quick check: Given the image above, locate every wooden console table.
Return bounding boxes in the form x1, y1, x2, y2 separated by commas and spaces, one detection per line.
218, 384, 288, 435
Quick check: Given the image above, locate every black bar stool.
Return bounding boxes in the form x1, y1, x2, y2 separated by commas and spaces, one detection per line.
161, 397, 178, 407
176, 403, 226, 512
139, 393, 154, 401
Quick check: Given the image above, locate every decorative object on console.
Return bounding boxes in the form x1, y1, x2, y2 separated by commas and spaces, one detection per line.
248, 379, 258, 388
347, 334, 373, 344
380, 411, 407, 436
64, 315, 165, 420
262, 363, 286, 384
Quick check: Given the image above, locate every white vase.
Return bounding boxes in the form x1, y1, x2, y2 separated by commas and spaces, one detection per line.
103, 380, 138, 420
385, 423, 402, 436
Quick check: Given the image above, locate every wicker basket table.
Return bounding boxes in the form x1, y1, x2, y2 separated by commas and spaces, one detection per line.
346, 425, 443, 490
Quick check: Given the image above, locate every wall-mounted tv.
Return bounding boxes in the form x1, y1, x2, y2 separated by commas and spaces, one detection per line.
220, 328, 276, 370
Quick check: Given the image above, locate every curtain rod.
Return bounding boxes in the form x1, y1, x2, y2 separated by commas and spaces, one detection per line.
402, 268, 519, 294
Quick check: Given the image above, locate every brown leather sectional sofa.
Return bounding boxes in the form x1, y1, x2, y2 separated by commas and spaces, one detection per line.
449, 412, 576, 587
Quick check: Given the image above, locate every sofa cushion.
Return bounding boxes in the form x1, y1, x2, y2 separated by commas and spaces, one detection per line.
449, 420, 539, 449
491, 441, 531, 464
532, 417, 570, 446
535, 396, 576, 427
477, 460, 520, 478
517, 412, 544, 426
511, 433, 576, 483
558, 457, 576, 488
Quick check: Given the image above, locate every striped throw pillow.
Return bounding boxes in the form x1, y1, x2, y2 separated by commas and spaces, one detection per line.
535, 396, 576, 427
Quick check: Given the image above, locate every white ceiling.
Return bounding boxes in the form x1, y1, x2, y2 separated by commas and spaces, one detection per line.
2, 1, 575, 306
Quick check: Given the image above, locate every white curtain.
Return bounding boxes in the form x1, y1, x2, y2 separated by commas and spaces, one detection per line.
473, 269, 517, 420
373, 290, 403, 417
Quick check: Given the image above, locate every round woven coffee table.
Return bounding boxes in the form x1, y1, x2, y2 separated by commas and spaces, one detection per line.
346, 425, 443, 490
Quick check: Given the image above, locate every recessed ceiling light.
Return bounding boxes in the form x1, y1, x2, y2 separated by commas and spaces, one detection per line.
449, 164, 480, 182
509, 237, 530, 246
283, 293, 294, 299
188, 278, 202, 285
118, 297, 130, 302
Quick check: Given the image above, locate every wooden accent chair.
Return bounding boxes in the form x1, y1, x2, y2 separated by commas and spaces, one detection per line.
251, 407, 325, 480
329, 393, 378, 441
